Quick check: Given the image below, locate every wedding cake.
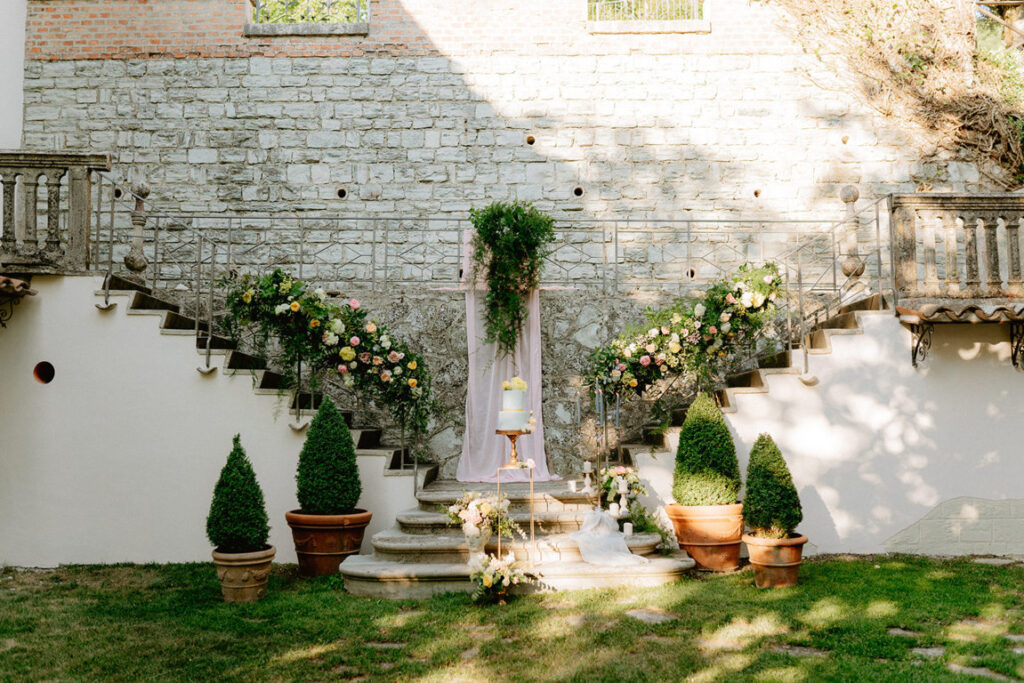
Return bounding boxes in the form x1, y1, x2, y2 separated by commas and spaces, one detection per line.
498, 377, 534, 432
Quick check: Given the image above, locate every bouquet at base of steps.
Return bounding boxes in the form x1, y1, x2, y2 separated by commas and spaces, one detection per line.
468, 551, 531, 603
444, 491, 523, 548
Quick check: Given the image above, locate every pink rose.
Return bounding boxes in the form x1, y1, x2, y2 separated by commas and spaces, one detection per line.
769, 292, 777, 301
726, 293, 736, 304
337, 365, 349, 374
618, 363, 626, 371
661, 326, 670, 335
387, 350, 401, 363
615, 466, 627, 475
359, 352, 371, 363
350, 336, 360, 346
349, 299, 360, 310
709, 326, 718, 334
640, 355, 651, 367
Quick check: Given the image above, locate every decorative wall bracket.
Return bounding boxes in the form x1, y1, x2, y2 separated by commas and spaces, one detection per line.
0, 294, 22, 328
1012, 322, 1024, 371
909, 321, 933, 368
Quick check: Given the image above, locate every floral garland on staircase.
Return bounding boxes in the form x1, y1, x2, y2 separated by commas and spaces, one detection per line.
586, 263, 784, 399
223, 269, 434, 438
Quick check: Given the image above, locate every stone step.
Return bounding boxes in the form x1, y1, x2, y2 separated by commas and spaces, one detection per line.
340, 553, 694, 599
370, 529, 662, 564
416, 482, 599, 514
396, 509, 594, 536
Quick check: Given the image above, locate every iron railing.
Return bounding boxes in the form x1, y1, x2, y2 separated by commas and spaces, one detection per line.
251, 0, 368, 24
588, 0, 702, 21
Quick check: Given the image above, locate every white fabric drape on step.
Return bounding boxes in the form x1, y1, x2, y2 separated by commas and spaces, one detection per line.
456, 230, 557, 483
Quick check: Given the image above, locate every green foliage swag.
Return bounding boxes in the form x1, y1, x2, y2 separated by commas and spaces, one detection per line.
206, 435, 271, 554
672, 394, 742, 506
470, 202, 556, 358
743, 433, 803, 538
296, 398, 362, 515
222, 269, 434, 438
587, 263, 783, 399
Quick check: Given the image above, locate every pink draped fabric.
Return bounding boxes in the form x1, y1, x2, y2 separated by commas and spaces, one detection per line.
456, 231, 558, 483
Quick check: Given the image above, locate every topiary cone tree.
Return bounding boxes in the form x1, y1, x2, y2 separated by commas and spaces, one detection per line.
743, 433, 802, 538
207, 434, 271, 554
296, 397, 361, 515
672, 393, 741, 506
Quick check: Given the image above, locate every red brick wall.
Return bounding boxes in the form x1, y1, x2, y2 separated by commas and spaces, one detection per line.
25, 0, 796, 61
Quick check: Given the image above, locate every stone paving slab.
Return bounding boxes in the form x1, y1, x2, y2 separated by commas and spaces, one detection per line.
625, 607, 678, 625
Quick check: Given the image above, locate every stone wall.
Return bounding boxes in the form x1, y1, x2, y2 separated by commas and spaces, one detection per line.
21, 0, 996, 225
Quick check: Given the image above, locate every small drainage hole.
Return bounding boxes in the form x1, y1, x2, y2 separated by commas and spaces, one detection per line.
337, 188, 348, 199
34, 361, 55, 384
685, 267, 697, 280
526, 135, 536, 145
753, 189, 761, 198
113, 188, 123, 199
573, 186, 584, 197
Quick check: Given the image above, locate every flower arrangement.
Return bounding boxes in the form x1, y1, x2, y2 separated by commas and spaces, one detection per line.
445, 491, 520, 540
599, 465, 647, 505
470, 202, 556, 358
587, 263, 783, 398
467, 552, 530, 602
222, 269, 434, 437
502, 376, 527, 391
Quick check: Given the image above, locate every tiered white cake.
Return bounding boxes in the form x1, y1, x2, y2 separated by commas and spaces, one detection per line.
498, 377, 532, 432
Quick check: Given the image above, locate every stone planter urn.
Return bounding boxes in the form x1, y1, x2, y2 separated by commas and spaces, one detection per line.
665, 503, 743, 572
743, 533, 808, 588
211, 545, 276, 603
286, 509, 372, 577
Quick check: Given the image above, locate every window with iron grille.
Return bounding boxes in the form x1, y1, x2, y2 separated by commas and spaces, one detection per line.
245, 0, 370, 35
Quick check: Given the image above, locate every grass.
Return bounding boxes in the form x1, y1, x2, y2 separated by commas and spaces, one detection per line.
1, 556, 1022, 681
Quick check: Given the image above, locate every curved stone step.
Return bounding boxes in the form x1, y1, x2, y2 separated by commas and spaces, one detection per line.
416, 482, 598, 514
396, 509, 591, 535
371, 528, 662, 563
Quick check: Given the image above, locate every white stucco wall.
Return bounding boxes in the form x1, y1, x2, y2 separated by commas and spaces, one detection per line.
721, 312, 1024, 556
0, 0, 26, 147
0, 275, 416, 567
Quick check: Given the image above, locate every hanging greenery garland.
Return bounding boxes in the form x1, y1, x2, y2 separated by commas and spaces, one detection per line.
469, 202, 556, 358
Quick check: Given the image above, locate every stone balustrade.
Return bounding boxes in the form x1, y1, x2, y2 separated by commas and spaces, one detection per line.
891, 194, 1024, 301
0, 151, 111, 273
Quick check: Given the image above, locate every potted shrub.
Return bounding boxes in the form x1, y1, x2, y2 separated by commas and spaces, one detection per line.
206, 434, 275, 602
742, 433, 807, 588
285, 398, 371, 577
664, 393, 743, 572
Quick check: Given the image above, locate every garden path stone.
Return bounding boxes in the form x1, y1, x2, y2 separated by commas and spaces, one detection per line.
771, 645, 829, 658
1004, 634, 1024, 643
461, 647, 479, 660
973, 558, 1016, 566
0, 639, 17, 652
625, 608, 677, 624
888, 627, 921, 637
364, 641, 405, 650
1012, 648, 1024, 655
565, 614, 586, 627
696, 637, 744, 652
947, 663, 1012, 680
911, 647, 945, 659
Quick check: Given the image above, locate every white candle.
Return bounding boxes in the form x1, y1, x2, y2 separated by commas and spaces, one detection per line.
568, 480, 578, 493
582, 461, 592, 473
618, 478, 629, 494
609, 502, 620, 516
623, 522, 634, 537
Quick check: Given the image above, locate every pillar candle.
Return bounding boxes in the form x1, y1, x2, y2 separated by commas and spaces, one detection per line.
623, 522, 634, 537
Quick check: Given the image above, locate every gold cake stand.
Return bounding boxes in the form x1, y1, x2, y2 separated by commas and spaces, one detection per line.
495, 428, 536, 567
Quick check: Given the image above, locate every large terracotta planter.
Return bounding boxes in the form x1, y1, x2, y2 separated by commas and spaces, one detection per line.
285, 509, 372, 577
743, 533, 808, 588
211, 545, 276, 603
665, 503, 743, 572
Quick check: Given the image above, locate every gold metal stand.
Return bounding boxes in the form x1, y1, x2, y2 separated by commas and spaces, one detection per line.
495, 429, 536, 568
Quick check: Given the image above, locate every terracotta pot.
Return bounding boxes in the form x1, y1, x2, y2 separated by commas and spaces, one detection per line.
285, 509, 372, 577
665, 503, 743, 572
211, 545, 276, 603
743, 533, 808, 588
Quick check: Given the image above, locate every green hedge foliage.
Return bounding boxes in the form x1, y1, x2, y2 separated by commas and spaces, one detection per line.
296, 398, 361, 515
672, 393, 741, 506
206, 435, 271, 553
743, 433, 802, 538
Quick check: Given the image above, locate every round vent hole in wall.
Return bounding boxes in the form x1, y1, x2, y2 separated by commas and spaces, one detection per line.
34, 361, 55, 384
573, 186, 584, 197
113, 187, 124, 199
337, 188, 348, 199
526, 135, 536, 146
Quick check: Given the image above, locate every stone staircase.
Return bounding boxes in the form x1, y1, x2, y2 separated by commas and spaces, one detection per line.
341, 479, 694, 598
93, 274, 416, 473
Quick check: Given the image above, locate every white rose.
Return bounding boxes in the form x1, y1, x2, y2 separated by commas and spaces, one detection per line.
721, 323, 731, 333
753, 292, 766, 307
741, 291, 755, 308
719, 312, 731, 323
694, 303, 706, 318
648, 328, 660, 337
462, 522, 480, 537
330, 319, 345, 334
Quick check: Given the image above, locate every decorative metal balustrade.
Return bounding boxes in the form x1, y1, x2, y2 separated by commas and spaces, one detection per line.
0, 151, 111, 273
587, 0, 702, 21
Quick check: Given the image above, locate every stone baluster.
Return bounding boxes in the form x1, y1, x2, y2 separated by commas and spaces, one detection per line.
44, 169, 64, 256
922, 214, 939, 296
123, 183, 150, 277
21, 171, 40, 254
944, 217, 960, 294
1007, 216, 1023, 295
1, 172, 16, 254
963, 214, 981, 296
984, 214, 1001, 293
840, 185, 864, 278
892, 204, 919, 297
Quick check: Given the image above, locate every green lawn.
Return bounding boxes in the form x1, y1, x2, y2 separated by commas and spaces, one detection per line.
1, 556, 1022, 682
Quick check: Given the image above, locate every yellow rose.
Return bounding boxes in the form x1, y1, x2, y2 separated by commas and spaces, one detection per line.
241, 289, 253, 304
407, 360, 418, 370
408, 378, 418, 388
339, 347, 355, 361
669, 341, 682, 353
289, 301, 300, 312
629, 379, 638, 388
483, 574, 493, 588
309, 319, 320, 328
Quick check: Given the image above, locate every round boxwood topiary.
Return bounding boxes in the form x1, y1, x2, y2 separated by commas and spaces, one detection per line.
296, 398, 361, 515
743, 433, 802, 538
206, 434, 271, 554
672, 393, 741, 506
